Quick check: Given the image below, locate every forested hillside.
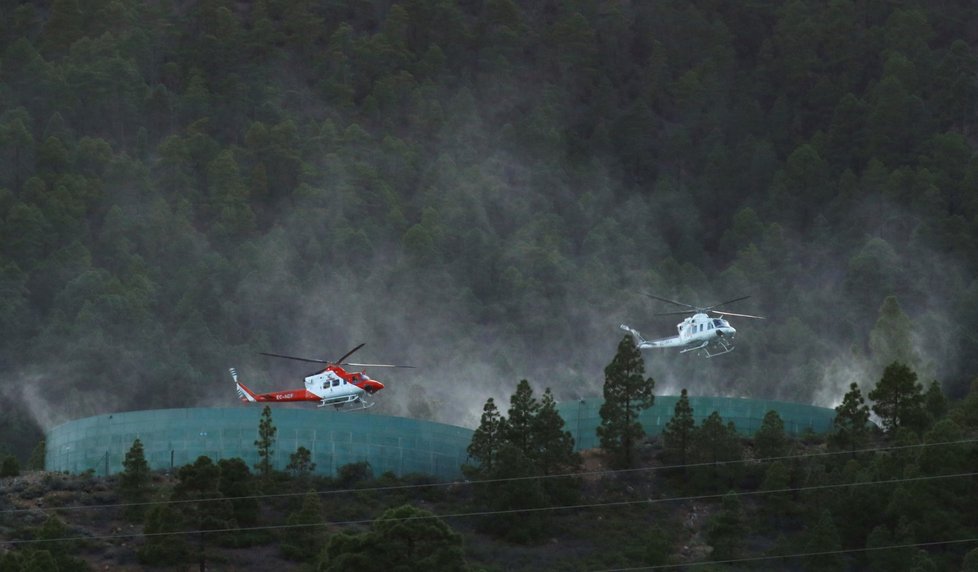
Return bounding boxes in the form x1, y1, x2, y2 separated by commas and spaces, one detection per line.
2, 0, 978, 459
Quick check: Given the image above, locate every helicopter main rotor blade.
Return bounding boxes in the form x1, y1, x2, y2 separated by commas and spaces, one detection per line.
259, 352, 329, 364
342, 362, 416, 369
653, 310, 697, 317
644, 293, 697, 309
335, 343, 366, 364
714, 310, 766, 320
705, 296, 751, 311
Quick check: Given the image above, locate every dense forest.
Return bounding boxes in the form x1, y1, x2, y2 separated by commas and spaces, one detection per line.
1, 0, 978, 464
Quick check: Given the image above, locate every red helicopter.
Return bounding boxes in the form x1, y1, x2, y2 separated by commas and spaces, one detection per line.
230, 343, 413, 410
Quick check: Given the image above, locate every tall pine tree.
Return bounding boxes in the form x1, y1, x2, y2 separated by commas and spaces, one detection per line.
464, 397, 505, 477
869, 362, 925, 433
598, 335, 655, 468
254, 405, 277, 479
119, 438, 151, 521
504, 379, 540, 458
830, 382, 871, 454
662, 388, 695, 467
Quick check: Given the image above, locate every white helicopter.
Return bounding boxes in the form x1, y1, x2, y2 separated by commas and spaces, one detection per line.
620, 294, 765, 358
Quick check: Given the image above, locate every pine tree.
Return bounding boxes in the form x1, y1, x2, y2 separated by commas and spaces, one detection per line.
754, 410, 788, 459
465, 397, 504, 476
691, 411, 742, 491
0, 455, 19, 477
598, 335, 655, 468
532, 387, 581, 504
504, 379, 540, 458
707, 492, 744, 560
830, 383, 871, 454
172, 456, 235, 570
218, 457, 259, 527
287, 446, 316, 478
923, 380, 947, 423
803, 509, 844, 572
254, 405, 277, 478
119, 438, 151, 521
26, 438, 45, 471
476, 443, 549, 544
869, 362, 926, 433
662, 388, 695, 467
531, 388, 579, 476
139, 503, 189, 566
759, 461, 792, 528
281, 491, 324, 561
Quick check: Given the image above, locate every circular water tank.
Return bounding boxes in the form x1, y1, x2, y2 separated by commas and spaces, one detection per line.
45, 407, 473, 480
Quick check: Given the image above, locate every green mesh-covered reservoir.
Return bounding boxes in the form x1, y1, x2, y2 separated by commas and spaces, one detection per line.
45, 408, 474, 480
46, 396, 836, 478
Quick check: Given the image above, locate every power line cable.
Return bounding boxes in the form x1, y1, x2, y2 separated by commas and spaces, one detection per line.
3, 469, 976, 546
3, 436, 975, 516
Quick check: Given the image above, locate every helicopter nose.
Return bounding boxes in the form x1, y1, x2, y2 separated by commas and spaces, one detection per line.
365, 380, 384, 394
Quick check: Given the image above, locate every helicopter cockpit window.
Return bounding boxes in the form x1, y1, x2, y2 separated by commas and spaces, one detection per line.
332, 379, 340, 387
708, 322, 714, 330
713, 319, 723, 328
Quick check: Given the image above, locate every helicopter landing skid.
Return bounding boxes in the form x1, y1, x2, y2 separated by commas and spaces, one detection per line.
702, 338, 735, 358
681, 339, 735, 358
317, 394, 374, 411
680, 341, 709, 355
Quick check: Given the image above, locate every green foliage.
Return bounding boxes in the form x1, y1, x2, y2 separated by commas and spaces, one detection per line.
690, 412, 742, 491
802, 509, 844, 572
464, 397, 504, 476
286, 445, 316, 478
25, 439, 44, 472
217, 457, 259, 528
531, 388, 580, 478
281, 491, 324, 561
171, 456, 236, 568
503, 379, 540, 457
754, 410, 789, 459
869, 362, 926, 433
32, 514, 90, 571
707, 492, 744, 561
336, 461, 373, 487
319, 504, 467, 571
118, 438, 150, 521
0, 550, 25, 571
464, 379, 580, 541
25, 550, 58, 572
951, 378, 978, 428
0, 455, 19, 477
598, 335, 654, 468
964, 547, 978, 571
922, 380, 946, 423
829, 383, 872, 454
254, 405, 277, 479
138, 503, 188, 566
662, 388, 695, 467
759, 461, 793, 528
